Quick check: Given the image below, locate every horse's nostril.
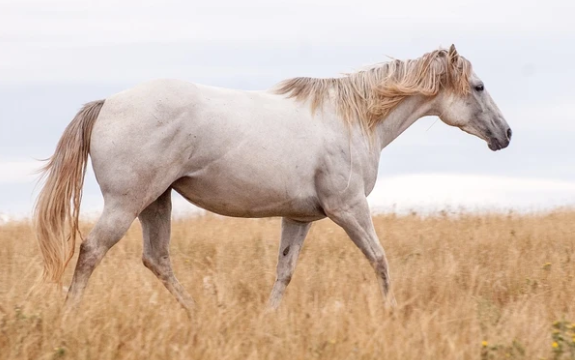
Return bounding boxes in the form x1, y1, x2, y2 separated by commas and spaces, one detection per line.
506, 128, 512, 140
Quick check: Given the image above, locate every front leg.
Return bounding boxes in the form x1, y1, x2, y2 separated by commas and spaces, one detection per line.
325, 197, 396, 307
267, 218, 311, 310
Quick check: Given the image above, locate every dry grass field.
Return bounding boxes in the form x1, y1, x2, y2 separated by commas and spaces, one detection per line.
0, 210, 574, 359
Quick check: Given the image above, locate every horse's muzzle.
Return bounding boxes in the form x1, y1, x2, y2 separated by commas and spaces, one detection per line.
488, 128, 512, 151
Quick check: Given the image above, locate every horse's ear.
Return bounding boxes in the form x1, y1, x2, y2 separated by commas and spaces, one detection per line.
448, 44, 459, 65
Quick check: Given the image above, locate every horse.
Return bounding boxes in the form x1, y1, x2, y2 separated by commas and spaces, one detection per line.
34, 45, 511, 314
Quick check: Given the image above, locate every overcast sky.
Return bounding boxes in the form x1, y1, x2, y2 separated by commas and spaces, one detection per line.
0, 0, 574, 218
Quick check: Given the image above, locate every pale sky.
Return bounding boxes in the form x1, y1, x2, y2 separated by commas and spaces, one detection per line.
0, 0, 574, 218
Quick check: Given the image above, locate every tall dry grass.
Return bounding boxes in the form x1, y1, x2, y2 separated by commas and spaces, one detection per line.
0, 210, 574, 359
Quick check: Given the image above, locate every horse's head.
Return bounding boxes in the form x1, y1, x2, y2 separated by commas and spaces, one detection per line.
435, 45, 511, 151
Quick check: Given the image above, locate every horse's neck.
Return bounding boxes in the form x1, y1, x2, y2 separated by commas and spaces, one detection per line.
374, 95, 435, 150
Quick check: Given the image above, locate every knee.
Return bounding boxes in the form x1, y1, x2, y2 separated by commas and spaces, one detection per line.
142, 253, 170, 275
142, 256, 154, 271
142, 256, 164, 278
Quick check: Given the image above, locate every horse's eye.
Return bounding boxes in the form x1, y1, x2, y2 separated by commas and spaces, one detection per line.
474, 84, 484, 92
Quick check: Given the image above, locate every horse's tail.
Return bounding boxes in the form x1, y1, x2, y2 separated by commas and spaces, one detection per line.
34, 99, 105, 283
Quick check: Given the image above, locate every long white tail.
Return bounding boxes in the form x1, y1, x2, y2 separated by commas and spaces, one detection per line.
33, 100, 105, 282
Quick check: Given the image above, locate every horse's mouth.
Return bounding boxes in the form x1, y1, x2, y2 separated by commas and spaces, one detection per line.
487, 137, 509, 151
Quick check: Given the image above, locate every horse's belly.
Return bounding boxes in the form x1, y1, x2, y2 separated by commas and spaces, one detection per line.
171, 175, 325, 221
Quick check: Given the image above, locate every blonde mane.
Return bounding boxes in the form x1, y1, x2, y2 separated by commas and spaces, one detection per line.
275, 46, 472, 131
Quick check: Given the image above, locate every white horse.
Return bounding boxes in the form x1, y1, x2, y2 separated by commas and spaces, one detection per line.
34, 45, 511, 314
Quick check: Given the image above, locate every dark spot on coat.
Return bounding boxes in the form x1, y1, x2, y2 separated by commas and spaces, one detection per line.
282, 246, 290, 256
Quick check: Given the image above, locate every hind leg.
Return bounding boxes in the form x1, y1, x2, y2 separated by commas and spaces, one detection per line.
139, 189, 195, 314
65, 201, 137, 310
